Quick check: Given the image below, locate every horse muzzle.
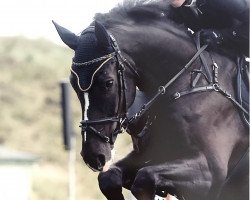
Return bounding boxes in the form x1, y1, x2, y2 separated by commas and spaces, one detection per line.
81, 144, 116, 172
81, 151, 106, 172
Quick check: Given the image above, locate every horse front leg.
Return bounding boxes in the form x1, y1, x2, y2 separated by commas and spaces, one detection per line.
98, 166, 125, 200
98, 150, 143, 200
131, 153, 212, 200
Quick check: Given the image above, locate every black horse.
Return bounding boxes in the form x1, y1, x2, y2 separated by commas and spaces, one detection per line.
53, 1, 249, 199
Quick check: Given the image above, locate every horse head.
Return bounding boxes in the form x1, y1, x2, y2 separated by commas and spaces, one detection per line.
53, 21, 137, 171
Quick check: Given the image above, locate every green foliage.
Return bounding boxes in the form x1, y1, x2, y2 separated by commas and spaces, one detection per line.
0, 36, 132, 200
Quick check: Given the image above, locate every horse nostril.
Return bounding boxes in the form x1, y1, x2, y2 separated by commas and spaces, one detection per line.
97, 154, 106, 169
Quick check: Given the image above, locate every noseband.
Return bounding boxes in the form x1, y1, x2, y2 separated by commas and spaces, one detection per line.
73, 34, 139, 144
80, 117, 126, 144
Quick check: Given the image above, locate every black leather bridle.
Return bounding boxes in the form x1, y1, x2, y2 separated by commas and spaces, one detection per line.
78, 34, 139, 144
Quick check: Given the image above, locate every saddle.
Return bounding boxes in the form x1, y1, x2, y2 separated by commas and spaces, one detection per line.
236, 56, 249, 126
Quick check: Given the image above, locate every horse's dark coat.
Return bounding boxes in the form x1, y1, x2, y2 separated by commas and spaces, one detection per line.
53, 1, 249, 199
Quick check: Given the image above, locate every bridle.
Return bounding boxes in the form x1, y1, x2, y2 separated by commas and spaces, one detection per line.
72, 34, 139, 144
79, 54, 128, 144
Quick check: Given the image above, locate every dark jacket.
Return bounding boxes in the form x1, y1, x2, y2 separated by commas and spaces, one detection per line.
169, 0, 249, 55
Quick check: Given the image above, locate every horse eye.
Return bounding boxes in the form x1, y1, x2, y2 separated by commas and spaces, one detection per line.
105, 80, 114, 88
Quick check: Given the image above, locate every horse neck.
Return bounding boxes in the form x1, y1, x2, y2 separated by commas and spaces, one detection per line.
110, 23, 198, 91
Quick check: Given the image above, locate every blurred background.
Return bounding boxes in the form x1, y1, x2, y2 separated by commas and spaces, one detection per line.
0, 0, 135, 200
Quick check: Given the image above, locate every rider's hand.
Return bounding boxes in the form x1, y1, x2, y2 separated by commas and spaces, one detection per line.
200, 29, 224, 49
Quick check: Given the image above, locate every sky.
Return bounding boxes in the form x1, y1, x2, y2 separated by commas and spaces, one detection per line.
0, 0, 122, 45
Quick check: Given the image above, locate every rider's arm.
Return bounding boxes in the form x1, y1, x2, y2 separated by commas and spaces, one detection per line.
198, 0, 249, 54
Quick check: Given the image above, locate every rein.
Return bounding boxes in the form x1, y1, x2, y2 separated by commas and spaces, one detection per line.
127, 44, 208, 125
127, 43, 249, 128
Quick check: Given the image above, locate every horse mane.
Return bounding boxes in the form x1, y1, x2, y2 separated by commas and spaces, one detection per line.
94, 0, 237, 59
94, 0, 184, 32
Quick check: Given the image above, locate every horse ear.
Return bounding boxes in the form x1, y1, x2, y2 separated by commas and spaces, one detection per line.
52, 20, 79, 50
95, 21, 111, 48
